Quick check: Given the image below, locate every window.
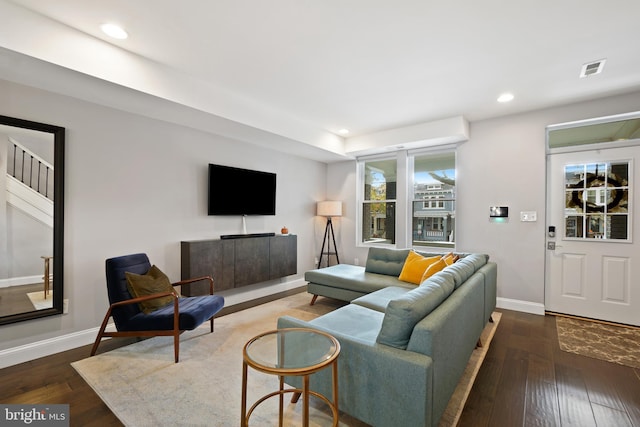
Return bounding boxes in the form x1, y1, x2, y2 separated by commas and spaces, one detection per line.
360, 158, 396, 245
412, 151, 456, 247
564, 161, 630, 240
357, 149, 456, 248
423, 194, 445, 209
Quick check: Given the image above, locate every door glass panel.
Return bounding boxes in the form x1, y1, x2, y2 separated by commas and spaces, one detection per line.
564, 161, 630, 240
565, 216, 583, 238
548, 116, 640, 150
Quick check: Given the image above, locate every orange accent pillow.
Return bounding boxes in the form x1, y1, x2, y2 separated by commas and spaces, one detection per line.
421, 258, 447, 282
443, 252, 458, 266
398, 251, 441, 285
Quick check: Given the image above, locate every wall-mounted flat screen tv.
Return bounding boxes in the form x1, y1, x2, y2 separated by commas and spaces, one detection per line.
208, 164, 276, 215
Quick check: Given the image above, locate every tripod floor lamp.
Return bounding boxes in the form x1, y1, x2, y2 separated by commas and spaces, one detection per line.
317, 200, 342, 268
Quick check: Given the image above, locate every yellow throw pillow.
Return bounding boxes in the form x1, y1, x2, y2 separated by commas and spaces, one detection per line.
398, 251, 441, 285
443, 252, 458, 266
125, 265, 177, 314
420, 258, 447, 282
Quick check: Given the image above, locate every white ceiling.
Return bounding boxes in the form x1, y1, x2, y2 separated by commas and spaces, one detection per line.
3, 0, 640, 162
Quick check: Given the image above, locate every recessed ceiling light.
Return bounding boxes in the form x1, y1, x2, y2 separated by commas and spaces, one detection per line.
497, 93, 514, 103
338, 129, 350, 135
100, 23, 128, 40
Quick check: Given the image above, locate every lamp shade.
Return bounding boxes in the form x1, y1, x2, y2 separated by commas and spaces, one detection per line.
317, 201, 342, 217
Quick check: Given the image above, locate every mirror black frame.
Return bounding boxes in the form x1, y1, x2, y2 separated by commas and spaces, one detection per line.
0, 115, 64, 325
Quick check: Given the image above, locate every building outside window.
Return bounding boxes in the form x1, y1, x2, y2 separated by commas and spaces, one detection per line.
422, 192, 445, 209
412, 151, 456, 247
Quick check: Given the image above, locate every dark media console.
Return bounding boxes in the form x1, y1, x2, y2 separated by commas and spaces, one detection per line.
180, 234, 297, 296
220, 232, 276, 239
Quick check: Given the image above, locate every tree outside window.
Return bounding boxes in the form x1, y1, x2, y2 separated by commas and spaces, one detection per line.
362, 158, 396, 244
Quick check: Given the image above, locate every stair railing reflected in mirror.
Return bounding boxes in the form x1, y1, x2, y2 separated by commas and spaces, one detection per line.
0, 115, 64, 325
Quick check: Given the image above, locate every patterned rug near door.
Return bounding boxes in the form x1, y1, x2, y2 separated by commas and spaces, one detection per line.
556, 316, 640, 369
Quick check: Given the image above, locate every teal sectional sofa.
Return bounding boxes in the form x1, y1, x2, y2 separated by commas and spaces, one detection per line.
277, 247, 497, 427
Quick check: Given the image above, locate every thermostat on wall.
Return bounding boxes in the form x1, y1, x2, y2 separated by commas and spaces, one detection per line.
489, 206, 509, 218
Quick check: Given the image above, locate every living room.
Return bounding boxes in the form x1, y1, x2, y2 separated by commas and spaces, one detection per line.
1, 1, 640, 425
3, 53, 638, 366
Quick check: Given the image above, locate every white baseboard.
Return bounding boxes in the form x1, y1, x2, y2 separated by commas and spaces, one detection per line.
0, 275, 42, 288
0, 323, 117, 369
497, 297, 545, 315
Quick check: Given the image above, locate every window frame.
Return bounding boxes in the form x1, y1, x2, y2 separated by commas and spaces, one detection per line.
410, 148, 456, 249
357, 154, 399, 247
356, 147, 457, 250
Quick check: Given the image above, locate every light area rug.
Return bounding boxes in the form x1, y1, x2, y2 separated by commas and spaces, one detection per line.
27, 290, 53, 310
556, 316, 640, 369
72, 292, 499, 427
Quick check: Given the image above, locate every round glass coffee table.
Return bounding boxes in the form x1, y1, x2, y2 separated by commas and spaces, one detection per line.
241, 328, 340, 427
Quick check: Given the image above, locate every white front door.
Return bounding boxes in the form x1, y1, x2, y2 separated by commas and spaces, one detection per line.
545, 145, 640, 326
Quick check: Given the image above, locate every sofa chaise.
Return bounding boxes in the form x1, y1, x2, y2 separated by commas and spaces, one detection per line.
277, 247, 497, 427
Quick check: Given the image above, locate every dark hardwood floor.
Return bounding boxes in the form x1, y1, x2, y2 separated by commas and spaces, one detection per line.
461, 310, 640, 427
1, 308, 639, 426
0, 283, 46, 317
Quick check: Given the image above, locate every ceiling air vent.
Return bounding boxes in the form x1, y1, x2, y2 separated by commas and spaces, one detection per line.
580, 59, 606, 78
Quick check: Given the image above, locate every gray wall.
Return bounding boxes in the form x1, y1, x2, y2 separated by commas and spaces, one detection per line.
328, 90, 640, 310
0, 78, 327, 351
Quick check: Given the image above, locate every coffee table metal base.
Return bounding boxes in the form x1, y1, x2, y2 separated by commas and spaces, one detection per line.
241, 328, 340, 427
242, 375, 338, 427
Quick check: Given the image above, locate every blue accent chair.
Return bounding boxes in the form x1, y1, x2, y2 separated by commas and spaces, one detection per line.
90, 253, 225, 362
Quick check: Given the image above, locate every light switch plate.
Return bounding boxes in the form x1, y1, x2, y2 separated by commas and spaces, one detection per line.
520, 211, 537, 222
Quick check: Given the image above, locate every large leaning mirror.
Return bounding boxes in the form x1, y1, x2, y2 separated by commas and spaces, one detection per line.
0, 115, 64, 325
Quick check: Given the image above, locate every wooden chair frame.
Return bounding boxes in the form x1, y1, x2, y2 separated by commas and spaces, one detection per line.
90, 276, 215, 363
